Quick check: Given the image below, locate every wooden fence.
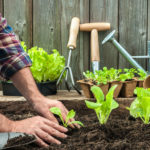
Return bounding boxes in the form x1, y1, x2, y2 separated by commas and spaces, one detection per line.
0, 0, 150, 89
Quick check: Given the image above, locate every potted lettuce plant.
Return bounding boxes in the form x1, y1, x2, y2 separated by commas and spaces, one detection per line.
2, 42, 65, 96
78, 69, 109, 98
119, 68, 137, 98
136, 69, 147, 87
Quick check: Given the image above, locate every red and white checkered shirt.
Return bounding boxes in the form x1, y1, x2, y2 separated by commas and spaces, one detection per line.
0, 13, 32, 80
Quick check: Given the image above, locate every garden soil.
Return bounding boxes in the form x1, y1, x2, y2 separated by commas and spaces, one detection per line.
0, 101, 150, 150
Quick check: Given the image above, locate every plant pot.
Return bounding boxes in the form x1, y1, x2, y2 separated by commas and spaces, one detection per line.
120, 80, 137, 98
109, 81, 123, 98
133, 77, 144, 87
137, 80, 144, 87
2, 81, 57, 96
77, 80, 109, 98
97, 83, 109, 97
77, 80, 93, 98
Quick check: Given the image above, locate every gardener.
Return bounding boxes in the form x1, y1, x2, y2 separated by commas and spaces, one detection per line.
0, 14, 78, 147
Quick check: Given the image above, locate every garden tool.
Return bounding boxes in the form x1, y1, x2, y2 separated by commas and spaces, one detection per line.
91, 29, 100, 73
80, 22, 110, 32
80, 22, 111, 71
57, 17, 81, 95
102, 30, 147, 74
0, 132, 36, 149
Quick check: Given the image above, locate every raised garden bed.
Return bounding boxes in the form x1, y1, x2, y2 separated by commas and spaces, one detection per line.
0, 93, 150, 150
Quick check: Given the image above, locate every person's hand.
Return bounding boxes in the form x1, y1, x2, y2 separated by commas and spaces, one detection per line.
31, 96, 80, 128
11, 116, 68, 147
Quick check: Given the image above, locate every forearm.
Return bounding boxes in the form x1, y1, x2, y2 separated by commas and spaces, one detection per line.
0, 113, 14, 132
10, 67, 44, 103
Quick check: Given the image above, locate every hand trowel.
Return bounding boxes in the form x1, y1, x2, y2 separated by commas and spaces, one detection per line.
0, 132, 36, 149
91, 29, 100, 73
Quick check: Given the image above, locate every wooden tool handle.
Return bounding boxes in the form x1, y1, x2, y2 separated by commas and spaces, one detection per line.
80, 22, 110, 31
67, 17, 80, 49
91, 29, 100, 61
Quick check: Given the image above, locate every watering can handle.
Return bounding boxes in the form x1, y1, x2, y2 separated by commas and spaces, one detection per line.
80, 23, 110, 32
91, 29, 100, 62
67, 17, 80, 49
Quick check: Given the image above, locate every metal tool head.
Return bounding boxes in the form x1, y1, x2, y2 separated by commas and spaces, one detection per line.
102, 30, 116, 45
92, 61, 100, 74
0, 132, 36, 149
57, 49, 81, 95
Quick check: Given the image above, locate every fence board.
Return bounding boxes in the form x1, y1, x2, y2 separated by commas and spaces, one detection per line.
60, 0, 89, 89
3, 0, 32, 48
148, 0, 150, 41
118, 0, 147, 70
79, 0, 90, 76
33, 0, 89, 89
90, 0, 119, 69
0, 0, 3, 15
33, 0, 61, 53
0, 0, 149, 89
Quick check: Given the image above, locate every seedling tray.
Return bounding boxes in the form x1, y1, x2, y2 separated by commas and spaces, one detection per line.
120, 80, 137, 98
78, 79, 139, 98
77, 80, 109, 98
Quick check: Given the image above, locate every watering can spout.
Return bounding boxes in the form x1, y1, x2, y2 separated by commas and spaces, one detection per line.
102, 30, 147, 74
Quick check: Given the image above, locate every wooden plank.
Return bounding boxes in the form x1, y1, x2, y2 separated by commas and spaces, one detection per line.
0, 90, 135, 102
79, 0, 90, 74
90, 0, 119, 69
0, 0, 3, 15
60, 0, 89, 89
118, 0, 147, 70
33, 0, 61, 52
3, 0, 33, 48
33, 0, 64, 89
148, 0, 150, 41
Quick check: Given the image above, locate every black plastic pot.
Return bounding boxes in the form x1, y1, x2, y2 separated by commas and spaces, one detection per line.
2, 81, 57, 96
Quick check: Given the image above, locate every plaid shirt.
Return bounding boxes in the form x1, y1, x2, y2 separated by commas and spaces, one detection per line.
0, 14, 32, 80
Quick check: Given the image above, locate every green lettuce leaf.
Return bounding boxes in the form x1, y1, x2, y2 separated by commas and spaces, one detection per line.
26, 46, 65, 82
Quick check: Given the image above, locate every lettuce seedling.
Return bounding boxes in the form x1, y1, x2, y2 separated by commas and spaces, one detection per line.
118, 68, 136, 81
127, 88, 150, 124
83, 71, 96, 81
21, 42, 65, 82
50, 107, 84, 127
137, 69, 147, 80
95, 70, 108, 85
108, 68, 122, 82
85, 85, 119, 124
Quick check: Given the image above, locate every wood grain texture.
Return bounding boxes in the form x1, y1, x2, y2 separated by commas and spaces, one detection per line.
60, 0, 89, 89
3, 0, 32, 48
118, 0, 147, 70
0, 0, 3, 15
33, 0, 61, 53
148, 0, 150, 41
33, 0, 89, 89
90, 0, 119, 69
60, 0, 81, 89
1, 0, 149, 89
79, 0, 90, 75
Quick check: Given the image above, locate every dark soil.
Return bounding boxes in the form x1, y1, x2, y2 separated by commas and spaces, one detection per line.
0, 101, 150, 150
4, 134, 35, 148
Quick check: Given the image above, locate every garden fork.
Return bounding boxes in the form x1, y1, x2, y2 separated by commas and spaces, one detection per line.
57, 17, 81, 95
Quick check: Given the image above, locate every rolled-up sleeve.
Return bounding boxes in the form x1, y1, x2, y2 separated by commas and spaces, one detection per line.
0, 14, 32, 80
